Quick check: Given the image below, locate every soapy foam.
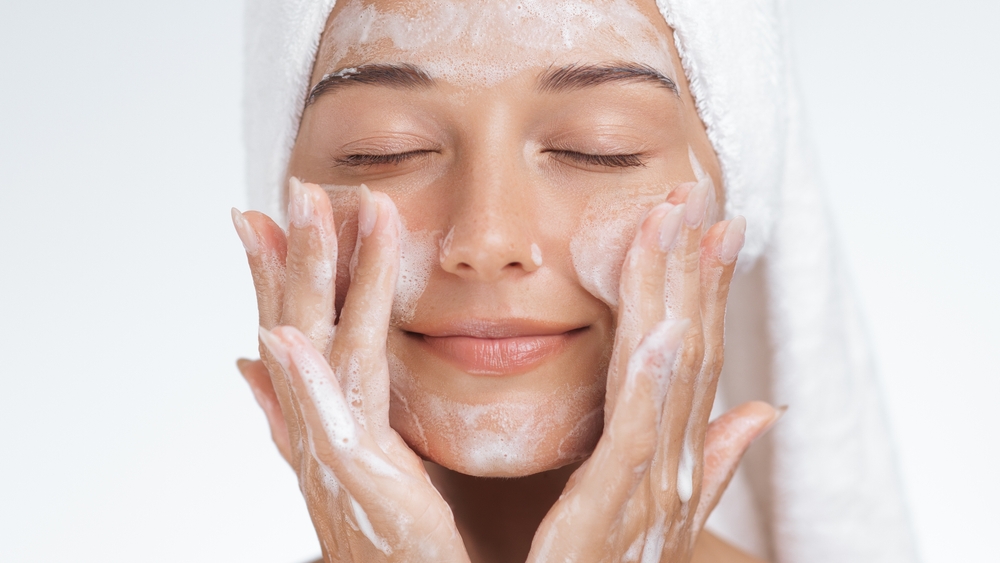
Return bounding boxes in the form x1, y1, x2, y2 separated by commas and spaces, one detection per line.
387, 353, 600, 476
624, 534, 645, 562
640, 511, 667, 563
350, 494, 393, 554
321, 184, 439, 324
530, 242, 543, 267
676, 439, 694, 503
570, 191, 664, 308
321, 0, 676, 87
438, 226, 455, 264
393, 217, 438, 323
297, 341, 359, 448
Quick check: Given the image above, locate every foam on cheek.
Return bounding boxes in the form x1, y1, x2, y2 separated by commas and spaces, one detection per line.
321, 184, 438, 324
322, 0, 676, 87
393, 217, 438, 324
570, 191, 664, 308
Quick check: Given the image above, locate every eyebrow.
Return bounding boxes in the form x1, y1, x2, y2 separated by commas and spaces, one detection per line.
537, 63, 679, 95
306, 63, 434, 106
306, 61, 678, 106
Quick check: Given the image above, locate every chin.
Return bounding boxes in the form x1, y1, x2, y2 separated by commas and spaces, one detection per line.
386, 354, 606, 477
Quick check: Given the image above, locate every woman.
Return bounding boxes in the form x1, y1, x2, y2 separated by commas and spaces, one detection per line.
234, 1, 918, 561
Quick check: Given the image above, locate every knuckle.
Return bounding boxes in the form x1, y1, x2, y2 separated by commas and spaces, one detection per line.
679, 336, 705, 375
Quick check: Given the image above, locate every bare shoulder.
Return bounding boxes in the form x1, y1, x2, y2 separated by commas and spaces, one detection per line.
692, 530, 769, 563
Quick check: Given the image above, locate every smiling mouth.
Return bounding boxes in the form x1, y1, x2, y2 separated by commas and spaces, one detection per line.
406, 320, 588, 376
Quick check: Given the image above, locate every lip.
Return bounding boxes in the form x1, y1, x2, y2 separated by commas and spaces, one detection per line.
406, 319, 587, 376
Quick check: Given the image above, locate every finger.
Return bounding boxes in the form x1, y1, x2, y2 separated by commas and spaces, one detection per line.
528, 320, 687, 562
694, 401, 781, 529
605, 201, 685, 415
279, 178, 338, 356
260, 325, 451, 555
330, 186, 399, 435
651, 178, 714, 502
237, 358, 291, 463
697, 216, 745, 379
685, 217, 746, 470
232, 208, 304, 464
232, 208, 287, 329
667, 177, 711, 355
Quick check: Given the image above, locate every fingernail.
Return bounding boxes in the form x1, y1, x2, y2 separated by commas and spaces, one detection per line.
658, 203, 685, 252
288, 177, 313, 228
258, 326, 290, 370
357, 183, 377, 238
684, 181, 710, 228
774, 404, 789, 420
762, 405, 789, 434
719, 216, 747, 265
640, 204, 669, 248
236, 358, 252, 376
231, 208, 259, 255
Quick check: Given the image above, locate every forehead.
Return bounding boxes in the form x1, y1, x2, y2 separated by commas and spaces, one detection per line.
313, 0, 677, 87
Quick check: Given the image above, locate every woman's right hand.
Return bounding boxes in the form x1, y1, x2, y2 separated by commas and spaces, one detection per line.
232, 179, 471, 562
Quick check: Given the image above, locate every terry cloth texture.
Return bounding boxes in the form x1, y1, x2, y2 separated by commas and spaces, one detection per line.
243, 1, 919, 560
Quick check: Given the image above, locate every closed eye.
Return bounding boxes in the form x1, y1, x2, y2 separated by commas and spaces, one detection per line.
546, 150, 647, 169
335, 150, 435, 168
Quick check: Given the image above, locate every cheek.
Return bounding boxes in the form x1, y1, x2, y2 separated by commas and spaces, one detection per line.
386, 353, 605, 477
392, 218, 439, 324
570, 190, 666, 309
324, 184, 441, 322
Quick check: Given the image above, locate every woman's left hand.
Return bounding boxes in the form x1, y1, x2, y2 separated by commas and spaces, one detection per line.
526, 180, 781, 563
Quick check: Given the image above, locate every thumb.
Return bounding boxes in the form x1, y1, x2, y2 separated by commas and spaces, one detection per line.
695, 401, 784, 527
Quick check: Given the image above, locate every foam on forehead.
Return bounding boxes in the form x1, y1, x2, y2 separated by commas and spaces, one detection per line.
319, 0, 676, 86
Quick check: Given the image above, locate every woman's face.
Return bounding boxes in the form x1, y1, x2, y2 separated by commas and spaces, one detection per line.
287, 0, 723, 477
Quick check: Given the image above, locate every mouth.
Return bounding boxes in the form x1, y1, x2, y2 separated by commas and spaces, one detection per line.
404, 319, 589, 376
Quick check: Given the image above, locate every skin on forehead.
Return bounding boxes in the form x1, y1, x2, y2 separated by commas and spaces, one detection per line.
311, 0, 680, 89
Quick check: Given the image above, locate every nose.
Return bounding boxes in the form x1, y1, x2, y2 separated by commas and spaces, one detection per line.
439, 159, 541, 282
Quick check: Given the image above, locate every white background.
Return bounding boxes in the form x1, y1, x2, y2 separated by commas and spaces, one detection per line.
0, 1, 996, 561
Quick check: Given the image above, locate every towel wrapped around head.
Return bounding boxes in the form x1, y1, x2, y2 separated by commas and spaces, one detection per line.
243, 1, 920, 560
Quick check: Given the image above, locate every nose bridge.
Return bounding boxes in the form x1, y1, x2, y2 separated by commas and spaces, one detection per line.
440, 123, 539, 281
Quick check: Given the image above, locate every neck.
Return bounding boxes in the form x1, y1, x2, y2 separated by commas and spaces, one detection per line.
424, 460, 583, 563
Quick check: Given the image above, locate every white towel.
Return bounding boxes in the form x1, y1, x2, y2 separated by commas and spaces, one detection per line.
243, 1, 920, 560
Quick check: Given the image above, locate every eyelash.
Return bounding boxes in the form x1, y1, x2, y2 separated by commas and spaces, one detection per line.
334, 149, 647, 169
334, 150, 434, 167
547, 150, 647, 168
